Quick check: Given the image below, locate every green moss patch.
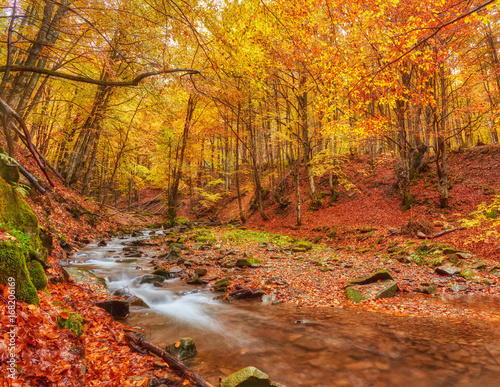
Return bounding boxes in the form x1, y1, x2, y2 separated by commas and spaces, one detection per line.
0, 241, 39, 305
57, 312, 84, 337
0, 179, 46, 263
28, 260, 48, 290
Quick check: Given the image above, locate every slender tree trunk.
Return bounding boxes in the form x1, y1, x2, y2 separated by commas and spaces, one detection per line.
167, 94, 197, 224
436, 66, 449, 208
295, 165, 301, 226
235, 102, 245, 223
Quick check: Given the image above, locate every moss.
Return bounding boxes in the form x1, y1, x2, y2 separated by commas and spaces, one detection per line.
0, 152, 20, 184
402, 193, 414, 212
0, 179, 46, 263
0, 241, 39, 304
215, 278, 231, 291
57, 312, 84, 337
345, 287, 366, 303
235, 258, 262, 267
139, 274, 166, 284
485, 209, 499, 219
28, 260, 48, 290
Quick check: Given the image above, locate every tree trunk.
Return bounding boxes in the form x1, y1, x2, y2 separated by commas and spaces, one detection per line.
167, 94, 197, 224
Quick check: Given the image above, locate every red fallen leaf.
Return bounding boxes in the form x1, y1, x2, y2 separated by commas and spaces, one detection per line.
60, 312, 69, 320
41, 328, 59, 339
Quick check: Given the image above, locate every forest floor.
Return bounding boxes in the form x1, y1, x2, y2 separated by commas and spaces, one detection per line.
1, 145, 500, 386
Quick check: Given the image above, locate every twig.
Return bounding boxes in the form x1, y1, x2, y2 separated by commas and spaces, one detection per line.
104, 321, 120, 344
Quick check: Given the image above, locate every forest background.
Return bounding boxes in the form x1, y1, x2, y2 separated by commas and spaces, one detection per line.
1, 0, 500, 225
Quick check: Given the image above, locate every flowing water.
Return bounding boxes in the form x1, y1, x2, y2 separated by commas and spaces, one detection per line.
70, 231, 500, 387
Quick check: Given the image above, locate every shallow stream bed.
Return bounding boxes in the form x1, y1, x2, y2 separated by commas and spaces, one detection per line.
70, 231, 500, 387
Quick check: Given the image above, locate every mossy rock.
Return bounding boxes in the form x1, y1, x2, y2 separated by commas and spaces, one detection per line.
0, 179, 46, 263
62, 267, 107, 288
345, 286, 366, 303
349, 269, 394, 285
139, 274, 165, 284
27, 260, 48, 290
236, 258, 262, 267
194, 230, 216, 244
151, 267, 170, 278
38, 227, 54, 255
292, 241, 313, 252
0, 241, 39, 304
328, 229, 338, 238
57, 312, 84, 337
460, 268, 475, 279
0, 152, 20, 184
220, 366, 285, 387
345, 280, 399, 303
165, 337, 197, 361
215, 278, 231, 291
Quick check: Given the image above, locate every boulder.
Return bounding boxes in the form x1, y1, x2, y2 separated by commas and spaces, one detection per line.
194, 268, 208, 277
0, 178, 47, 263
96, 299, 129, 319
214, 278, 231, 292
167, 246, 182, 259
349, 269, 394, 285
27, 260, 48, 290
152, 267, 170, 278
165, 337, 197, 361
62, 267, 106, 288
127, 295, 149, 308
116, 258, 138, 263
291, 241, 312, 253
435, 266, 461, 276
345, 280, 399, 303
455, 252, 472, 260
229, 288, 264, 300
451, 284, 467, 292
168, 266, 184, 277
422, 284, 438, 295
39, 228, 54, 255
0, 152, 20, 183
0, 241, 39, 304
236, 258, 262, 267
170, 242, 188, 250
220, 366, 285, 387
192, 243, 203, 250
187, 275, 207, 285
139, 274, 165, 284
460, 268, 475, 279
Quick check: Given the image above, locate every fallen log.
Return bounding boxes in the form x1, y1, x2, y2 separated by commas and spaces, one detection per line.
124, 333, 212, 387
426, 227, 466, 239
17, 162, 46, 194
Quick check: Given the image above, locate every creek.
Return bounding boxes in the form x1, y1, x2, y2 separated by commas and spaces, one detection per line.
70, 231, 500, 387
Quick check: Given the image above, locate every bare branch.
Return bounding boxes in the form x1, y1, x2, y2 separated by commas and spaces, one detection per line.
0, 65, 201, 87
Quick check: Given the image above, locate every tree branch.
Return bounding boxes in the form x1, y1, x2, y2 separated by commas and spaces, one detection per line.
0, 66, 201, 87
